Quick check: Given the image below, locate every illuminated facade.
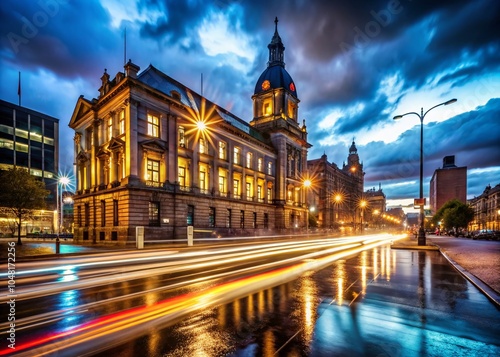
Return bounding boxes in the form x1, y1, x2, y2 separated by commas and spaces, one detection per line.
0, 99, 59, 236
364, 185, 386, 228
469, 183, 500, 230
69, 19, 311, 244
306, 142, 365, 229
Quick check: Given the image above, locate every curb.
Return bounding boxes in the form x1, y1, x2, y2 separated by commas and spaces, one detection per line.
437, 247, 500, 307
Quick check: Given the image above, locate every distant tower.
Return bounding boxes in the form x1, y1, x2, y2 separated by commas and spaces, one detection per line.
342, 140, 364, 199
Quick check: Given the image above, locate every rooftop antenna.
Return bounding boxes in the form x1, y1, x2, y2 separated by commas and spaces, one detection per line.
201, 73, 203, 97
124, 27, 127, 66
17, 71, 21, 106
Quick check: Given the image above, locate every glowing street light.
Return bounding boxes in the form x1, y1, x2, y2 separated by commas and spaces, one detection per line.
196, 120, 207, 131
303, 179, 312, 235
359, 199, 367, 232
393, 98, 457, 245
56, 175, 70, 254
333, 193, 343, 227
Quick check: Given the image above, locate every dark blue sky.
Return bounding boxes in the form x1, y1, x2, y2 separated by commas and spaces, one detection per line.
1, 0, 499, 208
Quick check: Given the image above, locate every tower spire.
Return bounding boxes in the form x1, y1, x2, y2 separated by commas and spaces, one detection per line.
267, 17, 285, 68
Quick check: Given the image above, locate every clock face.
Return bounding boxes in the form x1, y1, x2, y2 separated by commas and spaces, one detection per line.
262, 80, 270, 91
289, 82, 295, 91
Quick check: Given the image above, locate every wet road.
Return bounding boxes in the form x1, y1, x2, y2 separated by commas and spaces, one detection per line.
97, 248, 500, 357
2, 234, 500, 356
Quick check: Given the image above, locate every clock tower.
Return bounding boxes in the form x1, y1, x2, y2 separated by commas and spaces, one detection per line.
250, 17, 310, 229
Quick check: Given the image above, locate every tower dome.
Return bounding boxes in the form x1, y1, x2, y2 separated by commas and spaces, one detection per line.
254, 17, 297, 98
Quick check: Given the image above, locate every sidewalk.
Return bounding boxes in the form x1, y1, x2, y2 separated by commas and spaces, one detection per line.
0, 238, 128, 259
392, 234, 500, 306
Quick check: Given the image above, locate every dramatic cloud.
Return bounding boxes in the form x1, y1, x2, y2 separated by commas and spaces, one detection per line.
1, 0, 499, 206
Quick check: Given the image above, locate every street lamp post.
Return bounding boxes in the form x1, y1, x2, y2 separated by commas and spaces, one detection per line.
334, 194, 342, 229
393, 98, 457, 245
304, 179, 312, 236
360, 200, 367, 233
56, 176, 70, 254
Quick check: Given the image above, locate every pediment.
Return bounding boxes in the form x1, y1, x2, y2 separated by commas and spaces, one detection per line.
96, 146, 110, 158
69, 96, 94, 128
140, 139, 167, 153
107, 137, 125, 151
76, 150, 89, 163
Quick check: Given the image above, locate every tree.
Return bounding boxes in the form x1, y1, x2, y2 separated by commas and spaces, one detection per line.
432, 199, 474, 233
0, 168, 50, 245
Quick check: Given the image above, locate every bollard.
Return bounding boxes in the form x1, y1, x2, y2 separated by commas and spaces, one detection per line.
187, 226, 193, 246
136, 226, 144, 249
55, 236, 60, 254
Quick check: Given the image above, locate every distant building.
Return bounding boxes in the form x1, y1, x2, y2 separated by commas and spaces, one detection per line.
364, 185, 386, 228
406, 212, 419, 228
429, 155, 467, 213
306, 144, 364, 230
469, 183, 500, 230
0, 99, 59, 235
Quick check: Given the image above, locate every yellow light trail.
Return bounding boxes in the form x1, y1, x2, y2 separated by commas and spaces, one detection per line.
2, 234, 406, 356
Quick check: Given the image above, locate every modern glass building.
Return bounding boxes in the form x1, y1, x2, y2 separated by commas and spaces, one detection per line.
0, 98, 59, 235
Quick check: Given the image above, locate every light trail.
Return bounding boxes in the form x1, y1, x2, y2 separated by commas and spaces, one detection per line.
1, 234, 406, 356
1, 235, 390, 302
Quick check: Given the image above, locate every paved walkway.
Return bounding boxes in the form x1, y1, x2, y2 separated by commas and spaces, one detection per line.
392, 234, 500, 306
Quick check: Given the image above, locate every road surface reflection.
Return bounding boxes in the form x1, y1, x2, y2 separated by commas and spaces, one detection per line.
3, 233, 499, 356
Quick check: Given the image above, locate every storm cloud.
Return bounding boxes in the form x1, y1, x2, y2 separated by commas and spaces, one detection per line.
1, 0, 499, 204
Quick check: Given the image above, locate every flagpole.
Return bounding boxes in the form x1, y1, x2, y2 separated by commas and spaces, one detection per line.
124, 27, 127, 65
18, 72, 21, 107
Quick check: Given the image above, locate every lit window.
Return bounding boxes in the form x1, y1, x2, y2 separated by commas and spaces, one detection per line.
246, 152, 253, 169
233, 178, 240, 199
199, 164, 209, 191
288, 101, 296, 119
119, 110, 125, 134
178, 166, 186, 187
263, 99, 272, 116
219, 141, 227, 160
178, 126, 186, 147
149, 201, 160, 226
258, 158, 263, 172
218, 168, 227, 194
267, 161, 272, 175
147, 159, 160, 183
234, 147, 241, 165
107, 116, 113, 141
199, 138, 207, 154
147, 114, 159, 137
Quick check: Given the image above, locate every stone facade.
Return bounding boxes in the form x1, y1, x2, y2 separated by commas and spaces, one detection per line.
306, 144, 365, 230
69, 20, 311, 244
469, 183, 500, 230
